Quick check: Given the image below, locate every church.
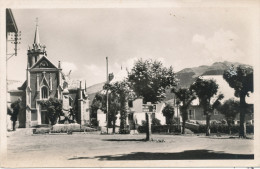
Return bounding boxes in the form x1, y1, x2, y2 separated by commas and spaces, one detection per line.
8, 23, 90, 128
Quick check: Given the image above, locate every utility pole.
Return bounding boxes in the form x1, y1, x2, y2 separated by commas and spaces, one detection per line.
106, 57, 109, 134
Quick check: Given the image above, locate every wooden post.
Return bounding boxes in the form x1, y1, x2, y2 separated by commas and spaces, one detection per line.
146, 112, 151, 141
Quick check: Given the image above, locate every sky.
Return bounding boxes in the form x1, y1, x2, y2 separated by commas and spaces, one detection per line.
7, 7, 258, 87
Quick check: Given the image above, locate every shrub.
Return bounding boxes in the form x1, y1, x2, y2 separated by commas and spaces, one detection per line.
194, 124, 254, 134
90, 118, 99, 127
141, 120, 147, 126
39, 98, 62, 125
119, 127, 130, 134
152, 118, 161, 126
137, 125, 180, 133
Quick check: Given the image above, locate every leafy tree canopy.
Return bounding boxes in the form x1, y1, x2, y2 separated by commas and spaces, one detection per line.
218, 99, 240, 123
39, 97, 63, 125
172, 87, 196, 124
104, 80, 135, 133
223, 65, 253, 97
172, 88, 196, 109
104, 80, 135, 100
190, 77, 219, 108
128, 59, 177, 103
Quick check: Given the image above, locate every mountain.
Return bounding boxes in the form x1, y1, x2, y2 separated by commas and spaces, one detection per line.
175, 61, 246, 88
85, 61, 250, 103
86, 82, 106, 104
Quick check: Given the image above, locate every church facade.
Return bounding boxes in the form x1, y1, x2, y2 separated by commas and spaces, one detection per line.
8, 23, 90, 128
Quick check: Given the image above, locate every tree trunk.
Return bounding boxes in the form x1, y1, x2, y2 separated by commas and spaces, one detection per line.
227, 122, 231, 135
206, 114, 211, 136
146, 113, 151, 141
182, 119, 186, 134
119, 94, 127, 134
239, 95, 246, 138
181, 109, 187, 134
112, 116, 115, 134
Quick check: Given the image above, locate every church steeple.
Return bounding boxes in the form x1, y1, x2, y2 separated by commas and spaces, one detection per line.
33, 18, 40, 45
27, 18, 47, 68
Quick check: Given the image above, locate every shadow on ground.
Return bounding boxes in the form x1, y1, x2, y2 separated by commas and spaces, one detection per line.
68, 149, 254, 161
102, 139, 146, 142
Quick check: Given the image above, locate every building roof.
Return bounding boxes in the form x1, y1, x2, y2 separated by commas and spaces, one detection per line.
6, 9, 18, 33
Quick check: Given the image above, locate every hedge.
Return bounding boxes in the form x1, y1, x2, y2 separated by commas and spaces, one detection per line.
33, 125, 98, 134
137, 124, 254, 134
137, 125, 181, 133
193, 125, 254, 134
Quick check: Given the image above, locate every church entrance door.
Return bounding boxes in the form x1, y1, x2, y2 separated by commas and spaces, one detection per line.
41, 110, 49, 124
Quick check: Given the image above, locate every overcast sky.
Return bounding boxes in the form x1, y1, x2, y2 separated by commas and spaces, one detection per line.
7, 7, 258, 86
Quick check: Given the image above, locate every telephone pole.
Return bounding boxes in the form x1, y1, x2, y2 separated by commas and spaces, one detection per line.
106, 57, 109, 134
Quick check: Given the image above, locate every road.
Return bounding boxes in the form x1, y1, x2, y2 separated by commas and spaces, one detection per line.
3, 130, 254, 167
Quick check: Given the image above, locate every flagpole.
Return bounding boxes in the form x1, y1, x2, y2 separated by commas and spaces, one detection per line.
106, 57, 109, 134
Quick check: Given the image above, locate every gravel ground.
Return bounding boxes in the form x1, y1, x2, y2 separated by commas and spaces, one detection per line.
3, 130, 254, 167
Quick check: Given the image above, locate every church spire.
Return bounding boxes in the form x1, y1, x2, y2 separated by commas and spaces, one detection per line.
34, 18, 40, 45
27, 18, 47, 67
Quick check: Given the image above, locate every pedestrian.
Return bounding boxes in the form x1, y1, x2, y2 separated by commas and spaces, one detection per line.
10, 98, 21, 131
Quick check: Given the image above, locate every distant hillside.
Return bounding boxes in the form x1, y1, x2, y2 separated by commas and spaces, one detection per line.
86, 82, 105, 95
86, 82, 105, 104
85, 61, 250, 103
175, 61, 247, 88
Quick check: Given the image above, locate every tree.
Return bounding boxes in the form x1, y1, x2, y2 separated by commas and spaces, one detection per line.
91, 92, 120, 132
128, 59, 177, 103
104, 80, 134, 134
9, 99, 21, 131
152, 118, 161, 126
39, 97, 63, 125
191, 77, 224, 136
218, 99, 240, 134
223, 65, 253, 138
162, 104, 175, 133
162, 104, 175, 125
172, 88, 196, 134
128, 59, 177, 140
108, 93, 120, 133
90, 92, 103, 126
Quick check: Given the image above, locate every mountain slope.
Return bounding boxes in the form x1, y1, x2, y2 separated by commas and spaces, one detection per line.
85, 61, 250, 103
175, 61, 247, 88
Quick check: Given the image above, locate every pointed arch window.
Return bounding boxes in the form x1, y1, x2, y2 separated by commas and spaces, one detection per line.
41, 86, 49, 99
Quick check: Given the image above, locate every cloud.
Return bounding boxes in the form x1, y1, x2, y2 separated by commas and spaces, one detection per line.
156, 57, 167, 66
61, 61, 78, 75
192, 29, 244, 62
81, 64, 106, 86
84, 64, 104, 76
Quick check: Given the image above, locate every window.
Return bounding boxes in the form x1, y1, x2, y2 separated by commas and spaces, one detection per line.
189, 110, 193, 119
41, 86, 48, 99
128, 113, 133, 120
128, 100, 133, 108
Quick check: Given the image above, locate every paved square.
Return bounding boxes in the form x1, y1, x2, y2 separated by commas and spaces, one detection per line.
4, 131, 254, 167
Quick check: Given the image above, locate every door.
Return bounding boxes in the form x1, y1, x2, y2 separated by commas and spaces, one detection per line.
41, 110, 49, 124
